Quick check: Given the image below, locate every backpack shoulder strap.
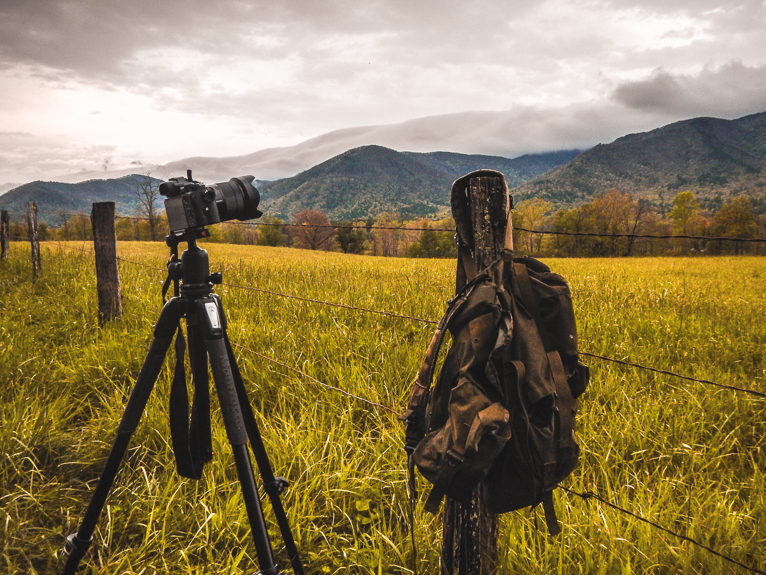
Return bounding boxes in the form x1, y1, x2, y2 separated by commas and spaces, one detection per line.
511, 262, 576, 450
512, 261, 577, 535
400, 283, 474, 451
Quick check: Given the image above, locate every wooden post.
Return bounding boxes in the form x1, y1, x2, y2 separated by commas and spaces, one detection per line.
1, 210, 9, 259
443, 171, 511, 575
27, 202, 41, 278
91, 202, 123, 322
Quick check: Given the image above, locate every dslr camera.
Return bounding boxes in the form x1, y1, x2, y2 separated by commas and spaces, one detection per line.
160, 170, 262, 233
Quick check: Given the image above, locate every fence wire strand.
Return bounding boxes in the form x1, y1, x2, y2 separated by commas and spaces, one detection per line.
230, 341, 398, 415
581, 351, 766, 398
223, 281, 438, 325
562, 486, 766, 575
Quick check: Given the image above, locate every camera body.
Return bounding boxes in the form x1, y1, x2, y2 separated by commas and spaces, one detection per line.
160, 170, 262, 233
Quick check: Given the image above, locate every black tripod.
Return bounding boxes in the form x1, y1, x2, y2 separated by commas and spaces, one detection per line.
62, 229, 304, 575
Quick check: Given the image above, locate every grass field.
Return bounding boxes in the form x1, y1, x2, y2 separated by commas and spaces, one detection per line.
1, 241, 764, 574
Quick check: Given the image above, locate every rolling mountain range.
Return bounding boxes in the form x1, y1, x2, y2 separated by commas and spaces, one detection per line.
0, 148, 578, 223
2, 110, 766, 224
259, 147, 580, 219
43, 106, 628, 186
514, 111, 766, 208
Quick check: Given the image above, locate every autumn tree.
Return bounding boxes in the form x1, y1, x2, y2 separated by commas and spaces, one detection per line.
56, 210, 70, 240
288, 209, 335, 250
589, 190, 656, 256
57, 213, 92, 241
514, 198, 553, 254
551, 190, 657, 256
712, 197, 758, 255
257, 216, 286, 247
371, 212, 403, 256
669, 191, 700, 235
336, 222, 366, 254
406, 218, 457, 258
115, 215, 135, 241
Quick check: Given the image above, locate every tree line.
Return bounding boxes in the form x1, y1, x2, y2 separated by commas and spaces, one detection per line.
5, 185, 764, 257
514, 189, 765, 257
4, 207, 458, 258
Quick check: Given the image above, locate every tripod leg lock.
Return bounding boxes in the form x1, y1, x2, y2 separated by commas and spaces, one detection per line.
266, 476, 290, 496
64, 531, 93, 557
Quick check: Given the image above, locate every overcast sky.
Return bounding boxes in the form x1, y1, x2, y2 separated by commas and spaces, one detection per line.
1, 0, 765, 185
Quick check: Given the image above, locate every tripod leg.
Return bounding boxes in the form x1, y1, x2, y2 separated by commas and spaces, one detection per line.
61, 298, 184, 575
224, 333, 305, 575
196, 296, 283, 575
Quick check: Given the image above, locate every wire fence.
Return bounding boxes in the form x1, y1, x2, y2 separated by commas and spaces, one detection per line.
42, 240, 766, 401
39, 240, 766, 398
4, 223, 765, 573
3, 207, 766, 245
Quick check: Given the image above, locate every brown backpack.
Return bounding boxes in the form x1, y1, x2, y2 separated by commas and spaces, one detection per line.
401, 174, 589, 534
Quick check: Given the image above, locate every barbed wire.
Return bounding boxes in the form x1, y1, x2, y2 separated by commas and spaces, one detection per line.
49, 241, 167, 273
226, 281, 764, 399
562, 486, 766, 574
581, 352, 766, 398
230, 341, 398, 415
515, 226, 766, 244
223, 282, 438, 325
30, 243, 766, 400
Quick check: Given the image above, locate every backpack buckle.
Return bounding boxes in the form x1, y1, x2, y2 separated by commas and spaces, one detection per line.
445, 449, 465, 467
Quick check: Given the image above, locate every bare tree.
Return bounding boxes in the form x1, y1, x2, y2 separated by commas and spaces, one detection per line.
288, 209, 335, 250
372, 212, 403, 256
56, 209, 70, 240
135, 174, 161, 241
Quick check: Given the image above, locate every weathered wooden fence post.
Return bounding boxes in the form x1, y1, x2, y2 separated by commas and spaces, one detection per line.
1, 210, 9, 259
442, 170, 511, 575
91, 202, 123, 322
27, 202, 41, 278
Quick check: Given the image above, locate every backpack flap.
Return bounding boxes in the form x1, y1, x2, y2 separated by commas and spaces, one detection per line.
413, 375, 511, 513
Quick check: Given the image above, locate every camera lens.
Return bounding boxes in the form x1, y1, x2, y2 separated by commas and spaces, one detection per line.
211, 176, 262, 222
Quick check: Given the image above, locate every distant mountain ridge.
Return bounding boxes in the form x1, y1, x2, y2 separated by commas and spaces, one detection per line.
0, 148, 578, 223
259, 146, 580, 219
0, 175, 163, 223
515, 111, 766, 207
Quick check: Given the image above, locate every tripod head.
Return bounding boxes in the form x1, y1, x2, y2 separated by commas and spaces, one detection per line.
164, 228, 222, 301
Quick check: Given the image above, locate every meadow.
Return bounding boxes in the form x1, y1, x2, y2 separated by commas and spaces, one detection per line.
0, 240, 764, 574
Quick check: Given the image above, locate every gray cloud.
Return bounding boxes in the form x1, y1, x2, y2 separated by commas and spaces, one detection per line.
612, 62, 766, 118
0, 131, 33, 138
49, 102, 675, 184
0, 130, 116, 181
0, 0, 617, 92
3, 0, 764, 121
